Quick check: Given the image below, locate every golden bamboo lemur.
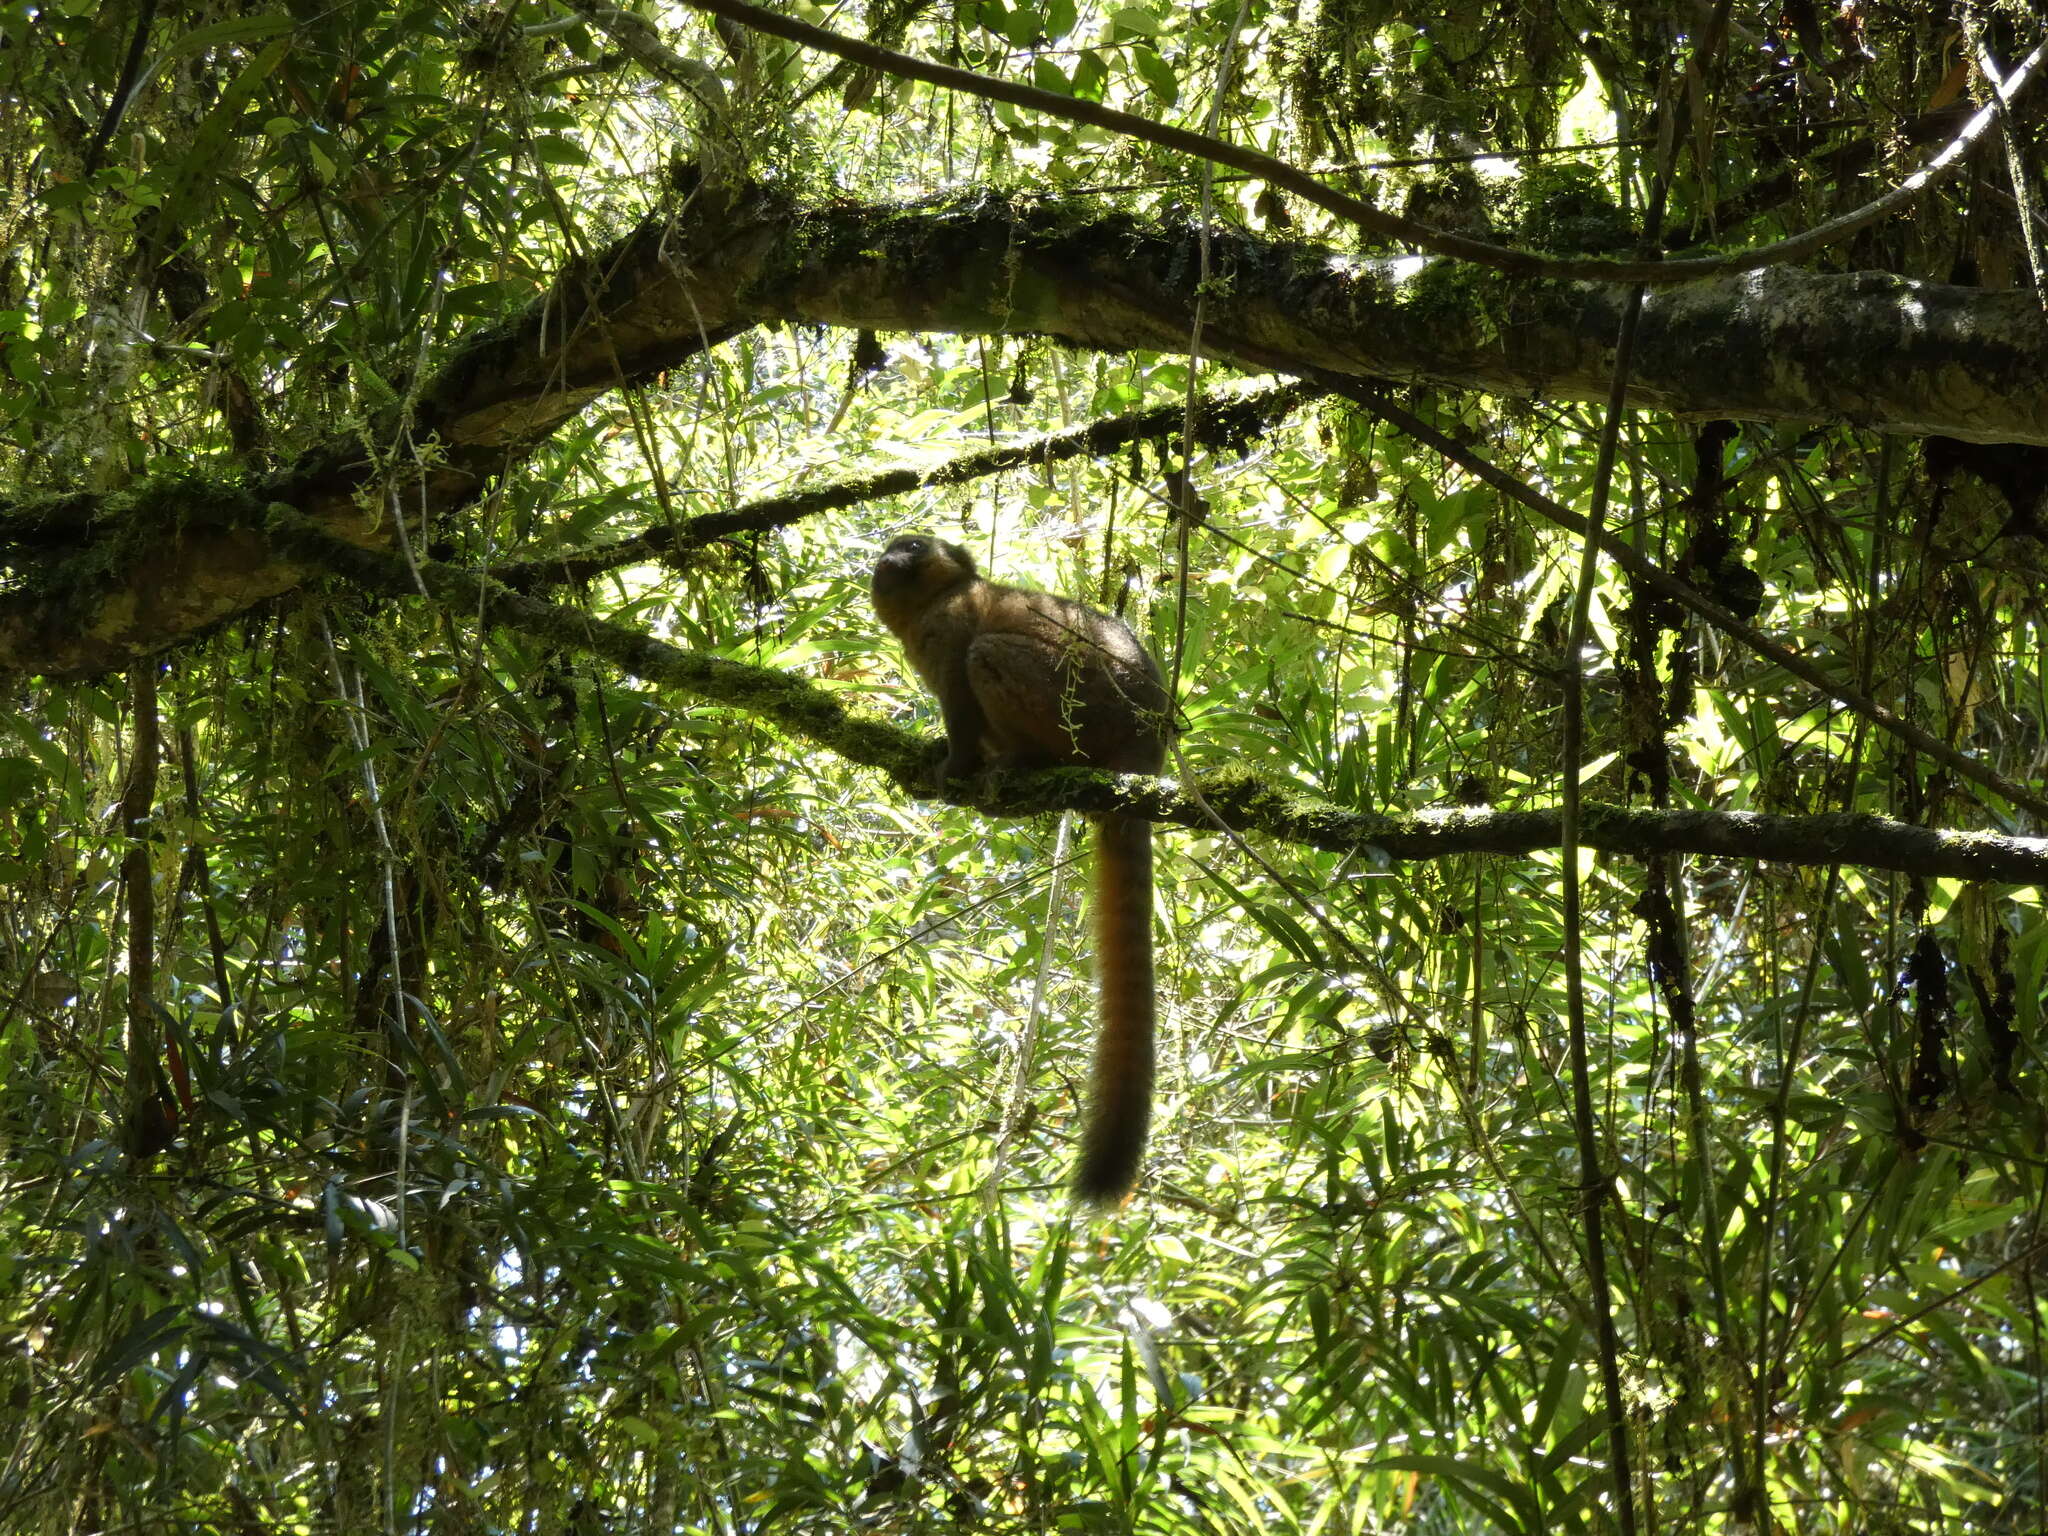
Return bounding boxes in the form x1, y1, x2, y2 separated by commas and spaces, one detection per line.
871, 534, 1172, 1206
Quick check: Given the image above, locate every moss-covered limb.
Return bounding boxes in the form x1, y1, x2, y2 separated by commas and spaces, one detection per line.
437, 189, 2048, 453
491, 383, 1302, 592
1567, 804, 2048, 882
0, 479, 321, 680
984, 768, 2048, 886
267, 507, 2048, 888
16, 191, 2048, 677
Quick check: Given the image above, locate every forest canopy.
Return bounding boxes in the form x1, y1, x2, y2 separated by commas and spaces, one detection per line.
3, 1, 2048, 1532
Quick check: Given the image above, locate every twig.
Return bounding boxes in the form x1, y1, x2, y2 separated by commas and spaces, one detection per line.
675, 0, 2041, 287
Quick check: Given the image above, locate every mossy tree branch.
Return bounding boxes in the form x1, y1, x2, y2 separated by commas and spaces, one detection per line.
269, 508, 2048, 890
11, 189, 2048, 676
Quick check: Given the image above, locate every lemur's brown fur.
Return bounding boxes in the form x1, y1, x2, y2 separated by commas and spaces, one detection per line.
872, 535, 1171, 1206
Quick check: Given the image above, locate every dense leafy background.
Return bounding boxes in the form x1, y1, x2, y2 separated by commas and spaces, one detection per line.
3, 1, 2046, 1532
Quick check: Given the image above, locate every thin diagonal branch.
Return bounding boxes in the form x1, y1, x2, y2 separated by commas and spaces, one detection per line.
495, 384, 1300, 590
677, 0, 2042, 287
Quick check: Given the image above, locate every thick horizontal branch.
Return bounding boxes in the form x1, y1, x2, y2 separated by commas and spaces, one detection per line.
436, 189, 2048, 451
10, 187, 2048, 676
269, 509, 2048, 889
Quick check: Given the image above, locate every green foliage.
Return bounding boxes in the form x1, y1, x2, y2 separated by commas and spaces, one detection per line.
1513, 163, 1634, 256
4, 1, 2048, 1534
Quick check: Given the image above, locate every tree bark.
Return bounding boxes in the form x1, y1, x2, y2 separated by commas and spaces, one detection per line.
7, 185, 2048, 676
